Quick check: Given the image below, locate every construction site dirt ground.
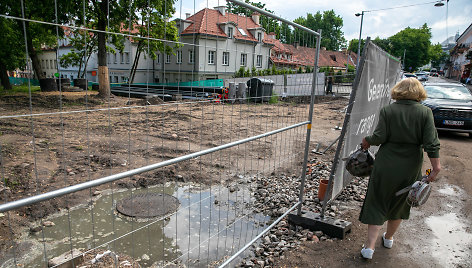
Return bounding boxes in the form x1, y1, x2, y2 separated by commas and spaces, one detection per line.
1, 91, 471, 267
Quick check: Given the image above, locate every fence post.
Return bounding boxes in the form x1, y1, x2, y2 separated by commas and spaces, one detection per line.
297, 30, 321, 216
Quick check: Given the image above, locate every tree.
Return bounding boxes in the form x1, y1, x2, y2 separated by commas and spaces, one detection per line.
67, 0, 178, 97
388, 24, 432, 71
0, 17, 25, 89
293, 10, 345, 50
348, 38, 365, 55
59, 29, 98, 79
429, 43, 448, 69
126, 0, 179, 84
0, 0, 72, 80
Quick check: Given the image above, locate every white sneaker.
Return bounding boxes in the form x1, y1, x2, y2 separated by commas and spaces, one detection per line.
361, 247, 374, 259
382, 232, 394, 249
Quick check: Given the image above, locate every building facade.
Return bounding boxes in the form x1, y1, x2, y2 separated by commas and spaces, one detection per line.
447, 23, 472, 81
155, 7, 272, 83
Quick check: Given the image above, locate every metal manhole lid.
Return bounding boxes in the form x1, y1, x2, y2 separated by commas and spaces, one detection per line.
116, 193, 180, 218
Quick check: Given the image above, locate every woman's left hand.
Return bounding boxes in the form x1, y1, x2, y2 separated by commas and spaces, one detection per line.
361, 138, 370, 150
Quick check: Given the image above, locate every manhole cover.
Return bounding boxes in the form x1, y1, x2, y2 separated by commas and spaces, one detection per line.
116, 193, 180, 218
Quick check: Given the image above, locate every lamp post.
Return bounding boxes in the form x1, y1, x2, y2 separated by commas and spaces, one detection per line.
354, 0, 448, 73
355, 11, 366, 72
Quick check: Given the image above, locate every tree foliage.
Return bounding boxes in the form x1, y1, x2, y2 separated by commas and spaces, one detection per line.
293, 10, 345, 50
349, 24, 436, 71
429, 43, 448, 68
0, 0, 73, 80
0, 17, 26, 89
388, 24, 432, 71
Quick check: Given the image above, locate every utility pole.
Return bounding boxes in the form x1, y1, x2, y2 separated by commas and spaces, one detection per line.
403, 49, 406, 70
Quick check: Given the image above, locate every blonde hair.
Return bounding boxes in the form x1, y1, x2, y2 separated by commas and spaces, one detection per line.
391, 77, 427, 101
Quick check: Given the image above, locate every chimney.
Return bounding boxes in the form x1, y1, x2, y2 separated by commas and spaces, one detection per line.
185, 13, 191, 19
214, 6, 226, 15
321, 47, 327, 50
252, 11, 260, 25
268, 32, 276, 39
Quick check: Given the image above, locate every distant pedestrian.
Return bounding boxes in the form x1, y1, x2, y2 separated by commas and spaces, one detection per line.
326, 76, 333, 95
359, 78, 441, 260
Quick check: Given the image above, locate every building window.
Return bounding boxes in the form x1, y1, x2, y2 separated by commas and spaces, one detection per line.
54, 60, 57, 68
227, 27, 233, 38
120, 53, 124, 64
114, 76, 118, 83
189, 50, 194, 63
238, 28, 247, 36
50, 60, 53, 69
222, 52, 229, 66
114, 53, 117, 64
166, 54, 171, 64
257, 32, 262, 42
125, 52, 130, 64
177, 50, 182, 64
41, 60, 45, 69
45, 60, 49, 69
240, 53, 247, 66
256, 55, 262, 67
208, 51, 215, 64
156, 54, 160, 64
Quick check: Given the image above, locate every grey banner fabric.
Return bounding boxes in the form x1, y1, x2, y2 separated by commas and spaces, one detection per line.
328, 42, 402, 200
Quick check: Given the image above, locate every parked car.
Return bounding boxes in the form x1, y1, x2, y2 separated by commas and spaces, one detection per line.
416, 72, 428, 81
422, 83, 472, 137
402, 73, 417, 79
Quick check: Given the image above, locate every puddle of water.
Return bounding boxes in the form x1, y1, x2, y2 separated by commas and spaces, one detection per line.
425, 213, 472, 267
17, 182, 269, 267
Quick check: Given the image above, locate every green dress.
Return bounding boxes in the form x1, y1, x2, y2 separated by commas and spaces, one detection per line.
359, 100, 440, 225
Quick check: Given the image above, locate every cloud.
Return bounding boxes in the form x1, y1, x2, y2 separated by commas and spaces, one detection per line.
431, 16, 471, 30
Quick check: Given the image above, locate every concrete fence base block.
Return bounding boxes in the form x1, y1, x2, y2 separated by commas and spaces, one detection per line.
48, 249, 84, 268
288, 210, 352, 239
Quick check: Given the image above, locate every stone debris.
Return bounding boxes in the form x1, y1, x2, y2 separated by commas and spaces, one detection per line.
43, 220, 55, 227
239, 157, 368, 267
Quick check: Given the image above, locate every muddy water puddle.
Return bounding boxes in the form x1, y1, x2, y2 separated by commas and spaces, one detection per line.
20, 182, 269, 267
425, 184, 472, 267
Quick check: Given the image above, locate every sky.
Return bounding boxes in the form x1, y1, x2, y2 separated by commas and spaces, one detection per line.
174, 0, 472, 46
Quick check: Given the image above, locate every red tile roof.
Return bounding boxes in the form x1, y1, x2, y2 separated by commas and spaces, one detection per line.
269, 39, 358, 68
181, 8, 271, 43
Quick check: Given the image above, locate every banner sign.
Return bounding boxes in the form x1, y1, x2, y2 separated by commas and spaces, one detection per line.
327, 41, 402, 200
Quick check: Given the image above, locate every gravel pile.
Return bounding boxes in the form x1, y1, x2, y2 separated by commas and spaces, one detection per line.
240, 157, 369, 267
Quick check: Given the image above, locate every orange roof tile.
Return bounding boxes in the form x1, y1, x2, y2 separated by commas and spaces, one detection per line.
181, 8, 271, 43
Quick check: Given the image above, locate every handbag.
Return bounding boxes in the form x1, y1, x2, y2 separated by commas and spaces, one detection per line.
395, 172, 432, 207
344, 147, 375, 177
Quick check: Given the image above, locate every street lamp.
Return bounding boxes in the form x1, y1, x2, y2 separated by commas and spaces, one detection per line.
354, 0, 448, 73
355, 11, 368, 72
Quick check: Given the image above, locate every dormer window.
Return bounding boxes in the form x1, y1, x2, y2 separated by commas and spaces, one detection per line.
238, 28, 247, 36
257, 32, 262, 42
227, 27, 233, 39
330, 55, 337, 61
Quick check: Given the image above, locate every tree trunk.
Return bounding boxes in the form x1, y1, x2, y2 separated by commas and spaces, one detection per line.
97, 0, 110, 98
0, 61, 12, 90
129, 43, 142, 84
24, 21, 45, 80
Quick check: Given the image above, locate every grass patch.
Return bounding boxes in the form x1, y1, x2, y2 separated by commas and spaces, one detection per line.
269, 94, 279, 104
0, 85, 41, 95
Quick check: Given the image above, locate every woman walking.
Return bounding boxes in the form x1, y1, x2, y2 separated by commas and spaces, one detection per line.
359, 78, 441, 259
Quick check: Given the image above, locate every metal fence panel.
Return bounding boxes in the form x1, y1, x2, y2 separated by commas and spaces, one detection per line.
325, 40, 402, 202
